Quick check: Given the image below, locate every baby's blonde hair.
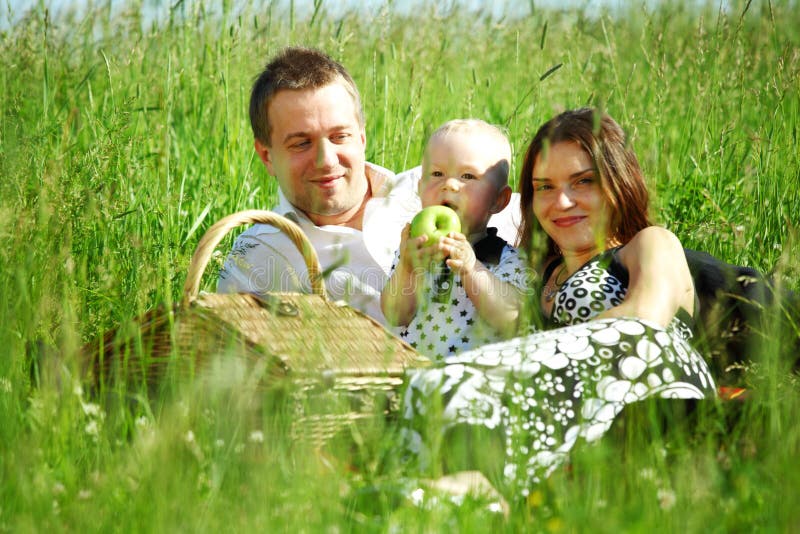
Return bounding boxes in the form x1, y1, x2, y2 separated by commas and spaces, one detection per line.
425, 119, 512, 186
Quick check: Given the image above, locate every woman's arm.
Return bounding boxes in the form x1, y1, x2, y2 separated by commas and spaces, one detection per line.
599, 226, 695, 327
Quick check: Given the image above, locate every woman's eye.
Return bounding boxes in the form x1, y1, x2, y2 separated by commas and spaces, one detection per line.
534, 184, 552, 192
576, 176, 595, 186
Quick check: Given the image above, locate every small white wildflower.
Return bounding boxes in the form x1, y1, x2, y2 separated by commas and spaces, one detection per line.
486, 502, 504, 514
135, 416, 149, 429
73, 383, 84, 398
409, 487, 425, 506
78, 489, 92, 500
657, 488, 676, 510
81, 402, 102, 418
185, 430, 195, 443
85, 420, 100, 437
215, 439, 225, 449
0, 377, 12, 393
248, 430, 264, 443
52, 482, 66, 495
638, 467, 657, 481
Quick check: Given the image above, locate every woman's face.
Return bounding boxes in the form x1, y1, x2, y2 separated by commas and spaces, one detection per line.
531, 140, 613, 257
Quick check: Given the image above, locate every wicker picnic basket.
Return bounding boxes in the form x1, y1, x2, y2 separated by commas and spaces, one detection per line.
84, 209, 429, 444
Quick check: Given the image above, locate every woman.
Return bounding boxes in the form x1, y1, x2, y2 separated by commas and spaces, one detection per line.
400, 108, 716, 497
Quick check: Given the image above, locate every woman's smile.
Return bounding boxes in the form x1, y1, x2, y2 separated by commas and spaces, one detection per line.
552, 215, 587, 227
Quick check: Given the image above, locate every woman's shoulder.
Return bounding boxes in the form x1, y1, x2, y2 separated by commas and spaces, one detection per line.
620, 225, 684, 260
630, 225, 682, 246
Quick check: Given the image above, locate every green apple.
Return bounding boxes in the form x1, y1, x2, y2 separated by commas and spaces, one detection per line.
409, 205, 461, 246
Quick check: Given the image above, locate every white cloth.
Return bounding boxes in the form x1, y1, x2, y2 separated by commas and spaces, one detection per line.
217, 163, 521, 324
394, 243, 530, 360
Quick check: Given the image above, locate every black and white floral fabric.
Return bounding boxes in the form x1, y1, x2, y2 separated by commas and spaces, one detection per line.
399, 249, 716, 495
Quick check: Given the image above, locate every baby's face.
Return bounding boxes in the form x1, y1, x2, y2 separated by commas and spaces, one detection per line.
419, 131, 510, 237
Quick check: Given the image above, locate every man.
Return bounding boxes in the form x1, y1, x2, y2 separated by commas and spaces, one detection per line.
218, 47, 519, 323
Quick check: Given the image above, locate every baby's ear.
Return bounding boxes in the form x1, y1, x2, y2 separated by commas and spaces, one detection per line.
491, 185, 512, 214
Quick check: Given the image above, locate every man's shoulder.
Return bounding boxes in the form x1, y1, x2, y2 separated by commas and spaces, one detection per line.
367, 162, 420, 198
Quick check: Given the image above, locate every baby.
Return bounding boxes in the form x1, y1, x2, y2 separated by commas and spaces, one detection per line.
381, 119, 529, 359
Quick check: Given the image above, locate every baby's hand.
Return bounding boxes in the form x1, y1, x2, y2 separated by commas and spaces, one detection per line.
398, 224, 444, 272
440, 233, 477, 276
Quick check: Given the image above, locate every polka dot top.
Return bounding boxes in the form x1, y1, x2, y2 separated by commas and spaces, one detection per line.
550, 248, 628, 326
549, 247, 694, 331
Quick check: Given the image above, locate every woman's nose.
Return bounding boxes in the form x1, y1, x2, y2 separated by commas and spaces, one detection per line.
555, 189, 576, 209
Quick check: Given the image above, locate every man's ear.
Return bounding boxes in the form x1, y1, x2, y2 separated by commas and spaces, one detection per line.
254, 139, 274, 175
491, 185, 512, 214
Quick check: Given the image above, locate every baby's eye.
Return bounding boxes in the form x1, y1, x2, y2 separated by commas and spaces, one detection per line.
431, 171, 444, 177
461, 173, 477, 180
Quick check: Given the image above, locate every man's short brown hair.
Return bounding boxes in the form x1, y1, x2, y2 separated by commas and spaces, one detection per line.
249, 47, 364, 146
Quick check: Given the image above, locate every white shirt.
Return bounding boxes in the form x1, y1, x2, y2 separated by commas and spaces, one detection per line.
217, 163, 521, 324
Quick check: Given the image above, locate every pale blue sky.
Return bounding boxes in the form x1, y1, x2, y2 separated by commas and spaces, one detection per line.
2, 0, 733, 30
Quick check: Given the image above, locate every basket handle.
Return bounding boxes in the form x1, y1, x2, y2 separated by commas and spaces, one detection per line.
182, 209, 326, 306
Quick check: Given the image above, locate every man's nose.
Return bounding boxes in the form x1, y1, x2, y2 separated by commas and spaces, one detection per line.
315, 139, 337, 169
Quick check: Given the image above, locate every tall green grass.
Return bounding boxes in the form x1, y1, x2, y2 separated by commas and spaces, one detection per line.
1, 0, 799, 530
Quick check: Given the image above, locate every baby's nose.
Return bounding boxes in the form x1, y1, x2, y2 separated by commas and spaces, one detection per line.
443, 176, 462, 191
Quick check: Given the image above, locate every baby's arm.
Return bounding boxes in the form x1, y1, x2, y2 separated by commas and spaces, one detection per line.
380, 224, 439, 327
440, 234, 524, 337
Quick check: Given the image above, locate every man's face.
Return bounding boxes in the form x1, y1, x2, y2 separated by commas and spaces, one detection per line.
256, 82, 368, 226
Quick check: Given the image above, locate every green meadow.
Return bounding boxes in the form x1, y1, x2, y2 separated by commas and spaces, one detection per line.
2, 0, 799, 530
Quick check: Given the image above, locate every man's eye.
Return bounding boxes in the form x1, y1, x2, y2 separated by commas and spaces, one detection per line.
290, 140, 311, 150
332, 133, 350, 143
461, 173, 477, 180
